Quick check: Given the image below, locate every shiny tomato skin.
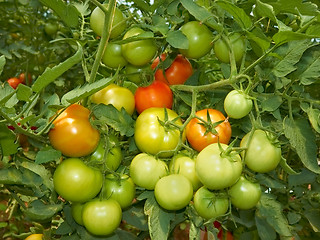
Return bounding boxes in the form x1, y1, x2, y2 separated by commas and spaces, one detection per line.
179, 21, 213, 59
53, 158, 103, 202
228, 176, 261, 210
214, 33, 245, 63
102, 174, 136, 209
154, 174, 193, 211
49, 104, 100, 157
196, 143, 242, 190
186, 109, 231, 152
193, 186, 229, 219
24, 234, 43, 240
153, 54, 193, 85
102, 43, 128, 69
224, 90, 253, 119
91, 84, 135, 115
7, 77, 24, 89
134, 107, 185, 157
129, 153, 168, 190
134, 81, 173, 114
240, 129, 281, 173
82, 199, 122, 236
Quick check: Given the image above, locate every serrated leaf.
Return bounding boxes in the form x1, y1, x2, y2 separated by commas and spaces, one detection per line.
166, 30, 188, 49
261, 95, 282, 112
0, 55, 5, 76
32, 42, 82, 93
216, 0, 252, 30
16, 84, 33, 102
283, 117, 320, 174
270, 0, 319, 16
39, 0, 79, 28
35, 146, 62, 164
61, 76, 116, 105
180, 0, 222, 31
0, 124, 18, 156
92, 104, 135, 137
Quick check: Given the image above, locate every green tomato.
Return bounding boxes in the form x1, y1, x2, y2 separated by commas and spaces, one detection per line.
129, 153, 168, 190
154, 174, 193, 211
90, 4, 126, 38
82, 199, 122, 236
179, 21, 213, 59
193, 186, 229, 219
121, 27, 157, 66
101, 174, 136, 209
125, 64, 150, 84
71, 202, 85, 225
224, 90, 253, 119
229, 176, 261, 210
91, 84, 135, 115
102, 43, 128, 69
53, 158, 103, 202
240, 129, 281, 173
214, 33, 245, 63
44, 22, 58, 36
169, 155, 202, 191
196, 143, 242, 190
134, 107, 185, 157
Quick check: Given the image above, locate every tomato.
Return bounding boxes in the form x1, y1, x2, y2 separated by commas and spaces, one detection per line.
196, 143, 242, 190
102, 43, 127, 69
125, 64, 150, 84
240, 129, 281, 173
44, 22, 58, 35
214, 33, 245, 63
134, 81, 173, 114
49, 104, 100, 157
179, 21, 213, 59
53, 158, 103, 202
228, 176, 261, 210
24, 234, 43, 240
19, 72, 32, 85
121, 27, 157, 66
134, 107, 185, 157
91, 84, 135, 115
169, 154, 202, 191
71, 202, 85, 225
7, 77, 24, 89
90, 134, 122, 171
186, 109, 231, 152
90, 4, 126, 38
153, 54, 193, 85
224, 90, 253, 119
82, 199, 122, 236
193, 186, 229, 219
129, 153, 168, 190
154, 174, 193, 211
101, 174, 136, 209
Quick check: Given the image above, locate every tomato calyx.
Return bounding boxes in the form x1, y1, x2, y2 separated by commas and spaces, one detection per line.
156, 108, 183, 132
196, 110, 226, 136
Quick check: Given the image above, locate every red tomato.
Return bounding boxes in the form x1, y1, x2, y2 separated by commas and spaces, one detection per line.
152, 54, 193, 85
7, 77, 24, 89
186, 109, 231, 152
134, 81, 173, 114
19, 72, 32, 84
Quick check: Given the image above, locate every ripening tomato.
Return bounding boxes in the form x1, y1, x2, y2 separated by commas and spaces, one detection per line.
186, 109, 231, 152
19, 72, 32, 84
24, 234, 43, 240
102, 43, 128, 69
134, 80, 173, 114
214, 33, 245, 63
224, 90, 253, 119
7, 77, 24, 89
49, 104, 100, 157
152, 54, 193, 85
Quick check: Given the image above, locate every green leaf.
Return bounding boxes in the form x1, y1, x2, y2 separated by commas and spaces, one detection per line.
304, 209, 320, 232
61, 76, 116, 105
166, 30, 188, 49
92, 104, 135, 137
280, 156, 299, 175
216, 0, 252, 30
272, 31, 313, 45
269, 0, 319, 16
24, 199, 63, 222
16, 84, 33, 102
246, 29, 271, 55
261, 95, 282, 112
32, 42, 82, 93
0, 124, 18, 156
255, 212, 277, 240
35, 146, 62, 164
0, 84, 15, 105
122, 206, 148, 231
288, 168, 317, 187
39, 0, 79, 28
0, 55, 5, 76
180, 0, 223, 32
255, 0, 277, 23
283, 117, 320, 174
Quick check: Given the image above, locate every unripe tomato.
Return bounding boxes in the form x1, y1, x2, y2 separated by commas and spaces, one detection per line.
91, 84, 135, 115
214, 33, 245, 63
25, 234, 43, 240
90, 4, 127, 38
102, 43, 127, 69
7, 77, 24, 89
49, 104, 100, 157
125, 64, 150, 84
71, 202, 85, 225
44, 22, 58, 36
179, 21, 213, 59
224, 90, 253, 119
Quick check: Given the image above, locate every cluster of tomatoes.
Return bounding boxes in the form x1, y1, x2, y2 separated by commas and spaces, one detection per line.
6, 72, 31, 89
42, 4, 284, 239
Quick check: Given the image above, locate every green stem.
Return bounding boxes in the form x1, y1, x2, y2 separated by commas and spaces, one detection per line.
171, 79, 231, 92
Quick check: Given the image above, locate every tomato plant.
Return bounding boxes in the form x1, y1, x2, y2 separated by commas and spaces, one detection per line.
214, 33, 245, 63
49, 104, 100, 157
134, 107, 185, 157
240, 129, 282, 173
129, 153, 168, 190
186, 109, 231, 152
152, 54, 193, 85
82, 199, 122, 236
134, 80, 173, 114
196, 143, 242, 190
154, 174, 193, 211
224, 90, 253, 119
102, 43, 128, 69
90, 83, 135, 115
